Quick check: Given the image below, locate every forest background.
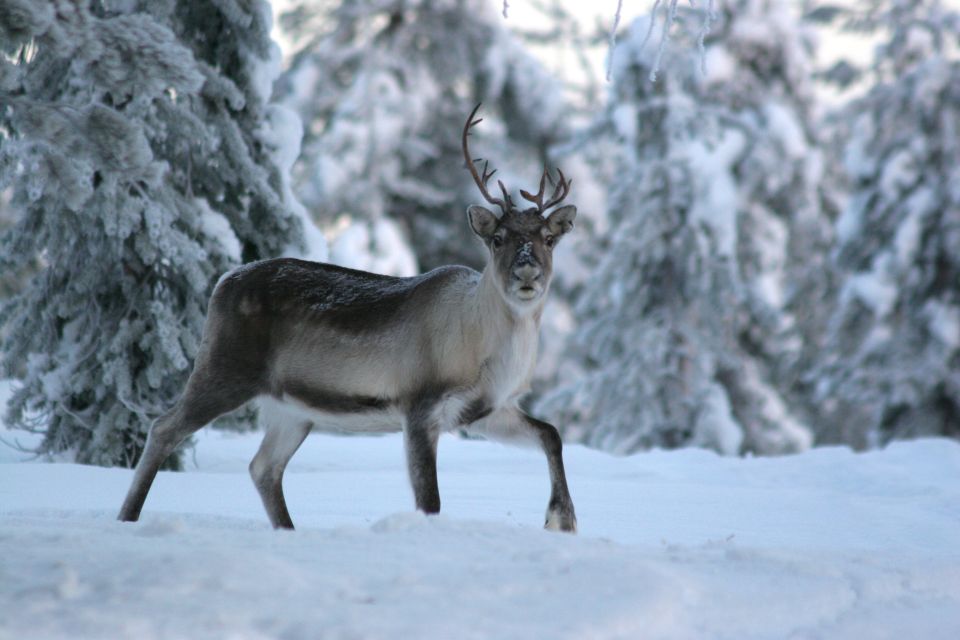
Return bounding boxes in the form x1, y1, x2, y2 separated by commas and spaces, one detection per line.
0, 0, 957, 469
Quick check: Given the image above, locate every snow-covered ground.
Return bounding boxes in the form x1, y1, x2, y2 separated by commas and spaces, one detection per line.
2, 389, 959, 638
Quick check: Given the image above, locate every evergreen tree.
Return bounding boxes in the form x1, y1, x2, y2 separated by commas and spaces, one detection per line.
0, 0, 312, 467
277, 0, 571, 272
538, 0, 832, 455
810, 0, 960, 447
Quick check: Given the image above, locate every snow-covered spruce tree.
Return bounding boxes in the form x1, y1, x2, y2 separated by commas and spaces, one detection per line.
0, 0, 312, 468
809, 0, 960, 448
277, 0, 571, 272
538, 1, 834, 455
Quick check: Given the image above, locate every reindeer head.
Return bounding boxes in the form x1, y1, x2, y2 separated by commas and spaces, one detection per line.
462, 104, 577, 308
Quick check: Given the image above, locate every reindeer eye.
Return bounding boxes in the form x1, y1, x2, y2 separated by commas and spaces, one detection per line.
544, 235, 556, 248
491, 236, 503, 249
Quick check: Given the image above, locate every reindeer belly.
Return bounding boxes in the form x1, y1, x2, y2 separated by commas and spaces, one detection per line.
257, 394, 404, 434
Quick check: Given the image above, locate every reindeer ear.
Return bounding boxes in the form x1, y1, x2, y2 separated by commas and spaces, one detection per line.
546, 205, 577, 237
467, 205, 499, 239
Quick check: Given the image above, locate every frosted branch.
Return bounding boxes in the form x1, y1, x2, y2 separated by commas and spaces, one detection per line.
649, 0, 681, 83
696, 0, 717, 75
503, 1, 510, 19
0, 433, 43, 456
639, 0, 662, 51
605, 0, 625, 81
629, 0, 714, 83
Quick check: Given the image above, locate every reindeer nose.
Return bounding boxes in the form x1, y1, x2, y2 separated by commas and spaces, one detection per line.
513, 263, 542, 283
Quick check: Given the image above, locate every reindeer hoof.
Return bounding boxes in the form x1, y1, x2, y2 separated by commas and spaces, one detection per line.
545, 507, 577, 533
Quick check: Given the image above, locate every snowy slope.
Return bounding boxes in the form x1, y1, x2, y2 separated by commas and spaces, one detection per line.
1, 398, 959, 638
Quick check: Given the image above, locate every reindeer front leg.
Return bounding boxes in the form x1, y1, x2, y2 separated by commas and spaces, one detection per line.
467, 407, 577, 532
522, 414, 577, 533
403, 397, 442, 514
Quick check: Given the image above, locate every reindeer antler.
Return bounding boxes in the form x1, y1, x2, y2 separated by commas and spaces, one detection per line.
520, 167, 573, 215
462, 103, 512, 215
462, 103, 572, 217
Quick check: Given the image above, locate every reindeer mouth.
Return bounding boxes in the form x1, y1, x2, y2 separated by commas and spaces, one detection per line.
513, 284, 541, 301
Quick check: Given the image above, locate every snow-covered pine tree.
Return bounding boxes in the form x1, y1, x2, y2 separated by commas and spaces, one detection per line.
810, 0, 960, 447
0, 0, 312, 468
277, 0, 571, 272
538, 0, 833, 455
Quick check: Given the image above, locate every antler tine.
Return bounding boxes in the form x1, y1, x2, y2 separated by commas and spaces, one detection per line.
481, 160, 497, 184
548, 169, 566, 202
520, 169, 548, 211
541, 168, 572, 212
462, 103, 509, 215
497, 179, 514, 209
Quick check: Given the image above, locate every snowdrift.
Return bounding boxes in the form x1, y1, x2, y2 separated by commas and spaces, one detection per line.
2, 424, 959, 639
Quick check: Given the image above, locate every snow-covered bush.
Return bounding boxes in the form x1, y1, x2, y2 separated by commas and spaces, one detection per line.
0, 0, 314, 468
809, 0, 960, 447
538, 0, 835, 455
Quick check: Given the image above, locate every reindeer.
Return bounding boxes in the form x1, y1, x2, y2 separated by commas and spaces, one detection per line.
118, 104, 578, 532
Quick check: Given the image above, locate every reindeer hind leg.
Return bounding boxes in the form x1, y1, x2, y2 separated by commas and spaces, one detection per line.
250, 401, 313, 529
118, 361, 259, 523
